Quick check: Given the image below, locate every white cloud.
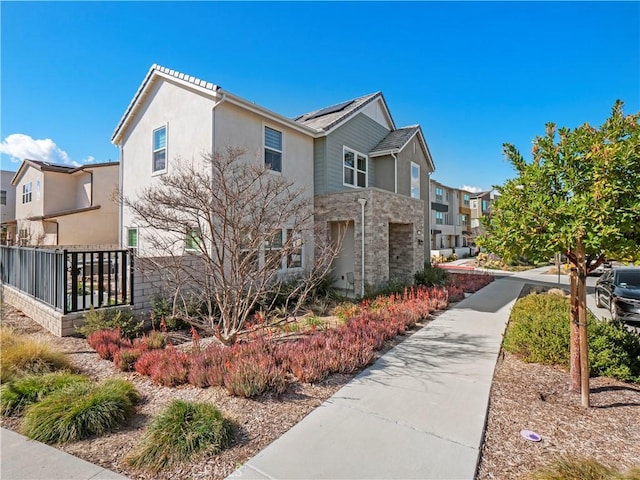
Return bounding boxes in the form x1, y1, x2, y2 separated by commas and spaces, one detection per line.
460, 185, 485, 193
0, 134, 80, 167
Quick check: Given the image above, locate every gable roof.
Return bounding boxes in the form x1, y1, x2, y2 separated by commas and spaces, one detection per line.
368, 125, 435, 172
111, 64, 318, 145
11, 160, 119, 186
294, 92, 395, 134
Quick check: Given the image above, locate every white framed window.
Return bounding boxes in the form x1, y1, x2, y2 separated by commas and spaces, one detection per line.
343, 147, 367, 188
435, 187, 443, 203
185, 227, 203, 252
22, 182, 32, 204
470, 199, 478, 209
1, 190, 6, 205
463, 194, 470, 207
461, 214, 467, 226
286, 229, 302, 269
152, 126, 167, 173
410, 162, 420, 199
482, 200, 490, 212
264, 126, 283, 172
471, 219, 480, 228
127, 227, 138, 253
36, 179, 41, 201
436, 212, 443, 225
265, 229, 283, 268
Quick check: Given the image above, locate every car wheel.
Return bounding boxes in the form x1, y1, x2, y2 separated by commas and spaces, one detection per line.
595, 290, 603, 308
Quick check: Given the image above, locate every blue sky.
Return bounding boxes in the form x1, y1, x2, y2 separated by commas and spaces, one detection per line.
1, 1, 638, 192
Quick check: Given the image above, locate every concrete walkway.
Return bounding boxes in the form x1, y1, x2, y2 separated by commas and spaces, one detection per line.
230, 276, 527, 480
0, 428, 127, 480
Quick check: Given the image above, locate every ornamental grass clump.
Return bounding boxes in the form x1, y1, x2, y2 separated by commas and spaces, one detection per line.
0, 327, 72, 382
1, 371, 90, 416
126, 400, 234, 473
526, 455, 640, 480
22, 378, 139, 444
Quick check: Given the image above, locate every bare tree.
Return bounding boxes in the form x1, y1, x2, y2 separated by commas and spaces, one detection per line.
122, 146, 340, 344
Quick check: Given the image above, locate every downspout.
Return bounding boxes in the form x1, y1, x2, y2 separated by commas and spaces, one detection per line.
391, 152, 398, 193
358, 198, 367, 296
210, 92, 227, 260
118, 146, 124, 249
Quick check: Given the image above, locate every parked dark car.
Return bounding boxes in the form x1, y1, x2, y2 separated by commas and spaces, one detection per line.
595, 267, 640, 323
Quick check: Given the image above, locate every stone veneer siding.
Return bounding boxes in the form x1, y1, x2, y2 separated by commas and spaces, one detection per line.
315, 187, 424, 292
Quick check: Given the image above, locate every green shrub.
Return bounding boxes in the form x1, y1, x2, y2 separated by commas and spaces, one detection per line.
505, 292, 640, 383
126, 400, 234, 472
303, 315, 326, 329
589, 320, 640, 383
0, 328, 72, 382
149, 296, 189, 331
503, 293, 570, 365
414, 263, 450, 287
526, 455, 637, 480
76, 306, 143, 339
1, 371, 90, 416
364, 279, 411, 299
22, 379, 139, 444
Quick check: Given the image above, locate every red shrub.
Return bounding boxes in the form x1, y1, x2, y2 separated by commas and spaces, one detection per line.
187, 345, 226, 387
113, 347, 145, 371
223, 342, 286, 397
87, 328, 131, 360
134, 346, 189, 386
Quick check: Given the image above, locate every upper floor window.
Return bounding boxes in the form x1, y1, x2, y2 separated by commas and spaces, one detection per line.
435, 187, 443, 203
22, 182, 32, 204
153, 126, 167, 173
0, 190, 6, 205
470, 199, 478, 209
410, 162, 420, 199
482, 200, 490, 212
344, 147, 367, 188
435, 211, 443, 224
463, 194, 470, 206
264, 126, 282, 172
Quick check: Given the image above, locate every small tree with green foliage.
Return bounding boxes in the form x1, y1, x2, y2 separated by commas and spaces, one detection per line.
480, 101, 640, 406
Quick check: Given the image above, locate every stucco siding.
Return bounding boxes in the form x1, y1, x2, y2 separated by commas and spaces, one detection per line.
325, 113, 389, 194
373, 156, 395, 192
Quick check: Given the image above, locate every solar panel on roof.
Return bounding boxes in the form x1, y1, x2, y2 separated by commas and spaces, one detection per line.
307, 100, 355, 120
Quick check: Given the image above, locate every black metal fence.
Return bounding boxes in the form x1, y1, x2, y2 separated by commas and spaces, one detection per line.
0, 246, 134, 313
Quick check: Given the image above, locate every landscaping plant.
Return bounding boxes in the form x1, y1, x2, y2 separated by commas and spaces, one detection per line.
125, 400, 234, 472
76, 306, 143, 339
526, 455, 640, 480
0, 327, 72, 382
22, 378, 139, 444
1, 371, 90, 416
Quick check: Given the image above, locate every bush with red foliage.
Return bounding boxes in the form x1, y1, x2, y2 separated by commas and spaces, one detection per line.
87, 328, 131, 360
449, 273, 494, 293
134, 345, 189, 387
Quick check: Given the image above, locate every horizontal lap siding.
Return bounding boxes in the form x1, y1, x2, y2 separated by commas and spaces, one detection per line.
325, 114, 390, 194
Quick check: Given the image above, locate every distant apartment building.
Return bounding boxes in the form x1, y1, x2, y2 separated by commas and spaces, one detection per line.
11, 160, 119, 246
429, 180, 473, 250
469, 190, 496, 240
1, 170, 17, 244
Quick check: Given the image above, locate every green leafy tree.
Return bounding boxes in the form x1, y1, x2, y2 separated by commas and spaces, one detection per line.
480, 101, 640, 406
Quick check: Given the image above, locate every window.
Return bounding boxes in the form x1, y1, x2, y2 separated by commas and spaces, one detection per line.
463, 194, 470, 207
436, 212, 443, 224
461, 214, 467, 226
185, 228, 203, 252
287, 229, 302, 268
470, 199, 478, 209
265, 230, 283, 268
435, 187, 443, 203
36, 179, 41, 201
444, 213, 450, 225
343, 147, 367, 188
264, 126, 282, 172
239, 229, 258, 271
127, 228, 138, 252
482, 200, 490, 212
471, 219, 480, 228
18, 228, 28, 245
410, 162, 420, 199
22, 182, 32, 204
0, 190, 6, 205
153, 126, 167, 172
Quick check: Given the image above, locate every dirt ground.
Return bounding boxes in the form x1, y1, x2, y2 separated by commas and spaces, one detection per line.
2, 304, 639, 480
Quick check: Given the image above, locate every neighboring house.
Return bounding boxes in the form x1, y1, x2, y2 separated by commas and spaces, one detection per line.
11, 160, 119, 246
469, 190, 496, 240
295, 95, 434, 292
111, 64, 435, 295
429, 180, 473, 250
1, 170, 17, 244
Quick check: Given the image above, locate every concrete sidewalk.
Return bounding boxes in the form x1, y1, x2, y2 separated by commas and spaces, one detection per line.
229, 277, 526, 480
1, 428, 128, 480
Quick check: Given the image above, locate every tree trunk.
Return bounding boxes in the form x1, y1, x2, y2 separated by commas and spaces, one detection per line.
569, 267, 581, 393
576, 239, 590, 408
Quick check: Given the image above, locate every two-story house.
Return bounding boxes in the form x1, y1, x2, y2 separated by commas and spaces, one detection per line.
11, 160, 119, 246
469, 190, 496, 241
1, 170, 17, 244
111, 65, 435, 295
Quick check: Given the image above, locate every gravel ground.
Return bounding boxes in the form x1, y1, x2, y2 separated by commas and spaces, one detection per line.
2, 304, 639, 480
